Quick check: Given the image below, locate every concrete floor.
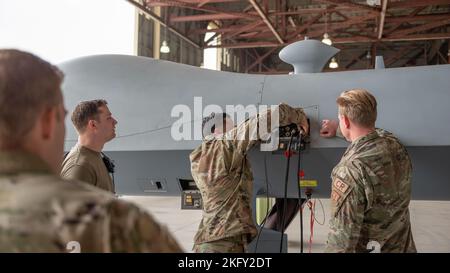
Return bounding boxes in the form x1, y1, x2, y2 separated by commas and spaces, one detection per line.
120, 196, 450, 253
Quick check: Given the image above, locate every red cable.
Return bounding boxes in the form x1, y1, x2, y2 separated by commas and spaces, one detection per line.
307, 200, 316, 253
300, 199, 316, 253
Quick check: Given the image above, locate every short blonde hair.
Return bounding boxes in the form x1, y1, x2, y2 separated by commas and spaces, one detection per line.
336, 89, 377, 127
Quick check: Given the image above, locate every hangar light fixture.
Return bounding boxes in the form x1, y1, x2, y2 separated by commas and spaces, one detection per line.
322, 33, 332, 46
322, 12, 332, 45
329, 57, 338, 69
160, 41, 170, 54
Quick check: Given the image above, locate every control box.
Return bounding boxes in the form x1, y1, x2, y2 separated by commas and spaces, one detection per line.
275, 121, 310, 153
178, 178, 203, 210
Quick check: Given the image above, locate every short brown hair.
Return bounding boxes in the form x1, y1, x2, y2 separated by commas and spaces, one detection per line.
71, 99, 108, 132
336, 89, 377, 127
0, 49, 63, 148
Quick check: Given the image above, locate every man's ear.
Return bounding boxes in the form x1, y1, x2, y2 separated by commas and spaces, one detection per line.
87, 119, 97, 130
343, 115, 351, 129
41, 107, 57, 140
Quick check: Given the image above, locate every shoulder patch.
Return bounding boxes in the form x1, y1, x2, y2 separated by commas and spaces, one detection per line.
330, 176, 355, 217
331, 190, 341, 203
334, 179, 350, 194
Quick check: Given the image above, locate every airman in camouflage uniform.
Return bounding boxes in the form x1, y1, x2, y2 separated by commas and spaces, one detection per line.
321, 89, 416, 253
0, 49, 182, 253
190, 103, 308, 253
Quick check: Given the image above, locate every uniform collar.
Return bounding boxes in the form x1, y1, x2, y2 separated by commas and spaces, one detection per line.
76, 143, 101, 156
204, 134, 225, 141
0, 150, 53, 175
347, 130, 379, 151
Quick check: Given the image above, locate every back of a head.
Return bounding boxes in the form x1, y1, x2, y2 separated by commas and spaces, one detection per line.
202, 112, 231, 138
336, 89, 377, 128
0, 49, 63, 148
0, 50, 183, 253
71, 99, 108, 133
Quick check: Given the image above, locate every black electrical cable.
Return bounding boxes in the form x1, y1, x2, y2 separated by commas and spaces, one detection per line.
296, 132, 304, 253
254, 154, 271, 253
101, 152, 116, 194
279, 132, 295, 253
313, 198, 326, 225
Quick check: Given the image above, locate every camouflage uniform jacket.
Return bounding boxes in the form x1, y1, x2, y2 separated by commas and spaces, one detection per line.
190, 103, 307, 244
0, 151, 182, 253
325, 129, 416, 253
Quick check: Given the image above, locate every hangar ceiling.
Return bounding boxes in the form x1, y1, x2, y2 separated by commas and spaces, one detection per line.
128, 0, 450, 73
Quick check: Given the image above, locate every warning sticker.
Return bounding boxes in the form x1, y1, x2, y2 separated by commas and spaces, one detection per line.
299, 180, 318, 187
